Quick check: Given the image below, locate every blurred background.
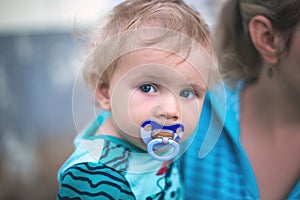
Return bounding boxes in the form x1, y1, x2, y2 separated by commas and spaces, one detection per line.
0, 0, 223, 199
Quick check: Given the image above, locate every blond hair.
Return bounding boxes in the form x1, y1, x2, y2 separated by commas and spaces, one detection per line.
83, 0, 213, 88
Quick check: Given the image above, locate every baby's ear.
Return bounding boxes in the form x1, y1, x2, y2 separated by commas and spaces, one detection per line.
93, 76, 111, 110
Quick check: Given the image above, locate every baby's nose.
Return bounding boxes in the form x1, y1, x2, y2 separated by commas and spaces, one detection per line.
150, 94, 180, 124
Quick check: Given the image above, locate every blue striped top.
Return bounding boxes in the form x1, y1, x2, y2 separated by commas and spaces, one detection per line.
57, 111, 184, 200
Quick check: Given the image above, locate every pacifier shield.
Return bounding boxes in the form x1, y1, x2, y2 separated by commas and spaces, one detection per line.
140, 120, 184, 161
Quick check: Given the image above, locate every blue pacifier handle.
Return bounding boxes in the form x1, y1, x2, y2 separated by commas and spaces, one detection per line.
147, 138, 180, 161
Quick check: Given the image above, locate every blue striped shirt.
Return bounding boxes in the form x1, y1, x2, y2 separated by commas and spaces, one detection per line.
57, 112, 184, 200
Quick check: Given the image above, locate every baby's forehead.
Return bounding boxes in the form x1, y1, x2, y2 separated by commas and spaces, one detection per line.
117, 48, 212, 79
108, 49, 208, 90
119, 49, 184, 65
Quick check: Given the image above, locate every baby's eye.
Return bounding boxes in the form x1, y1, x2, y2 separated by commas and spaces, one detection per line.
180, 89, 195, 99
139, 84, 157, 93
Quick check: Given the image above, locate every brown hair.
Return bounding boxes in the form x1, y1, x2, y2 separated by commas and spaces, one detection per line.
214, 0, 300, 88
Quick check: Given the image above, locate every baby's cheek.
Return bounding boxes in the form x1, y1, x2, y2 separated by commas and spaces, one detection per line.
179, 121, 196, 142
128, 97, 150, 128
181, 110, 201, 139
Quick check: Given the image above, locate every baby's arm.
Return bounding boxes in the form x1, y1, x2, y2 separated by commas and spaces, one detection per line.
57, 162, 136, 200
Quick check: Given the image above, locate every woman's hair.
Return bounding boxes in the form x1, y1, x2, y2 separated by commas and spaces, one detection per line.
214, 0, 300, 88
83, 0, 212, 87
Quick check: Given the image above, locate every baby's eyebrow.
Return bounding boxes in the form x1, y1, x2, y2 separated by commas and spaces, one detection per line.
189, 83, 207, 92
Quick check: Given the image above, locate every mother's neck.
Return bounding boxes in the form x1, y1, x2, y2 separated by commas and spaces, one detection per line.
241, 74, 300, 134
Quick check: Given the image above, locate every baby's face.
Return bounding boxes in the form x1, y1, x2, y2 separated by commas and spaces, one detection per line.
108, 49, 210, 150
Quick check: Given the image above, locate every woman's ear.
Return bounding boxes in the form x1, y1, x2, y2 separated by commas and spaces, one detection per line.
93, 75, 111, 110
249, 15, 281, 64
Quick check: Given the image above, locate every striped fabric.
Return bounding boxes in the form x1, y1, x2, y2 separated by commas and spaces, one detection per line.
182, 84, 300, 199
58, 162, 135, 200
57, 112, 184, 200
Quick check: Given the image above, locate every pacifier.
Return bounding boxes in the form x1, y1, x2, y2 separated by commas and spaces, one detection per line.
140, 120, 184, 161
